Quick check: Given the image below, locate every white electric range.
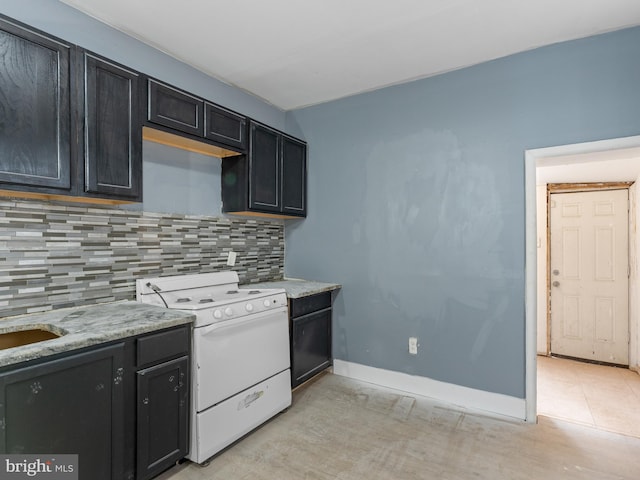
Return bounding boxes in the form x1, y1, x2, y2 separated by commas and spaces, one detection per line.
136, 271, 291, 464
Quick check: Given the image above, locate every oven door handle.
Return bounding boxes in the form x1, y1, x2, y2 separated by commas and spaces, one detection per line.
199, 310, 284, 336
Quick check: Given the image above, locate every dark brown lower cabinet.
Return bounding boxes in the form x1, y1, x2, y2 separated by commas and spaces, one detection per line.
290, 292, 333, 388
0, 343, 125, 480
136, 356, 189, 480
0, 324, 191, 480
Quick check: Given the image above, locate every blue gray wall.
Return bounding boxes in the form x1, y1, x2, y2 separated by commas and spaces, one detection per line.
0, 0, 287, 216
285, 27, 640, 398
137, 141, 223, 216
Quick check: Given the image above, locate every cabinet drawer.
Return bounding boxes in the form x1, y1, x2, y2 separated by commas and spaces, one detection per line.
204, 102, 246, 151
137, 326, 190, 368
289, 292, 332, 318
148, 79, 203, 137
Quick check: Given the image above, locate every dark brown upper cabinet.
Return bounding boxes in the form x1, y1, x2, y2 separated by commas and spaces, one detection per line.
0, 13, 310, 211
204, 102, 246, 151
222, 121, 307, 218
146, 78, 247, 154
147, 79, 203, 137
0, 16, 72, 193
281, 135, 306, 216
0, 15, 143, 203
82, 52, 142, 200
249, 123, 280, 212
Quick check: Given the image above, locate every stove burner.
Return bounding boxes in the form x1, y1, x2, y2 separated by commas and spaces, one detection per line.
226, 290, 238, 294
199, 298, 215, 304
249, 290, 261, 294
176, 297, 192, 303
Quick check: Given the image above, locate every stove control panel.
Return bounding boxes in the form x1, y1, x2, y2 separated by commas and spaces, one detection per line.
210, 294, 286, 321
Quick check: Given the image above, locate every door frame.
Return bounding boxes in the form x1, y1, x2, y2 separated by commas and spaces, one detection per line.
546, 184, 632, 359
524, 134, 640, 422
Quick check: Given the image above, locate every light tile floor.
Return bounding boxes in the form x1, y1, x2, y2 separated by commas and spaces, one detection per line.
537, 355, 640, 438
158, 373, 640, 480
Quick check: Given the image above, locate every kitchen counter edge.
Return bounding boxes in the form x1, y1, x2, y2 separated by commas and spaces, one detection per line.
0, 301, 194, 368
244, 278, 342, 299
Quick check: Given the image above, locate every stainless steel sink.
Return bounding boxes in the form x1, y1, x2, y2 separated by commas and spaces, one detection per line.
0, 327, 63, 350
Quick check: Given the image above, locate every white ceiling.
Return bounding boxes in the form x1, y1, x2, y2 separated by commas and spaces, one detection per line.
60, 0, 640, 110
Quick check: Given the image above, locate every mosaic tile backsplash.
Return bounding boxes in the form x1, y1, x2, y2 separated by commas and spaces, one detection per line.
0, 199, 284, 318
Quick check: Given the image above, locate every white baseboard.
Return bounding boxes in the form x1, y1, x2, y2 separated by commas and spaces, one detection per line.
333, 359, 526, 421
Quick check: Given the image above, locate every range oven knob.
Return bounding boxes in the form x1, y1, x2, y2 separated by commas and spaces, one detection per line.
263, 299, 271, 307
245, 303, 254, 312
213, 310, 222, 319
224, 307, 233, 317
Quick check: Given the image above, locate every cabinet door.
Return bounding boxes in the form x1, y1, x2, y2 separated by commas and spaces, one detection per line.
281, 135, 307, 216
0, 17, 71, 191
291, 308, 332, 388
137, 356, 189, 480
249, 122, 281, 213
83, 52, 142, 200
148, 79, 203, 137
0, 343, 125, 480
204, 102, 246, 151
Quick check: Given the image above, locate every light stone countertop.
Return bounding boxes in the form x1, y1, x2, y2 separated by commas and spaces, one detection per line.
243, 278, 341, 299
0, 301, 194, 368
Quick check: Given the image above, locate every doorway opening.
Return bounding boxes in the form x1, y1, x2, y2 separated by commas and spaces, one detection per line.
524, 135, 640, 425
538, 182, 640, 437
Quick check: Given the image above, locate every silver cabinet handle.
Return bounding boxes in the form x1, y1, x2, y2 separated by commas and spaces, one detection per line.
552, 281, 560, 287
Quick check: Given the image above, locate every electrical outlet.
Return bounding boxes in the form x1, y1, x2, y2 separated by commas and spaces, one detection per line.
227, 251, 237, 266
408, 337, 418, 355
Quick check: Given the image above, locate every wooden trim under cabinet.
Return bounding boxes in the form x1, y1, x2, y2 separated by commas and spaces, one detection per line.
0, 189, 136, 205
143, 127, 240, 158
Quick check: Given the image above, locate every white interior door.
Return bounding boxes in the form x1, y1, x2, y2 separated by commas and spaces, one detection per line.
550, 189, 629, 365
